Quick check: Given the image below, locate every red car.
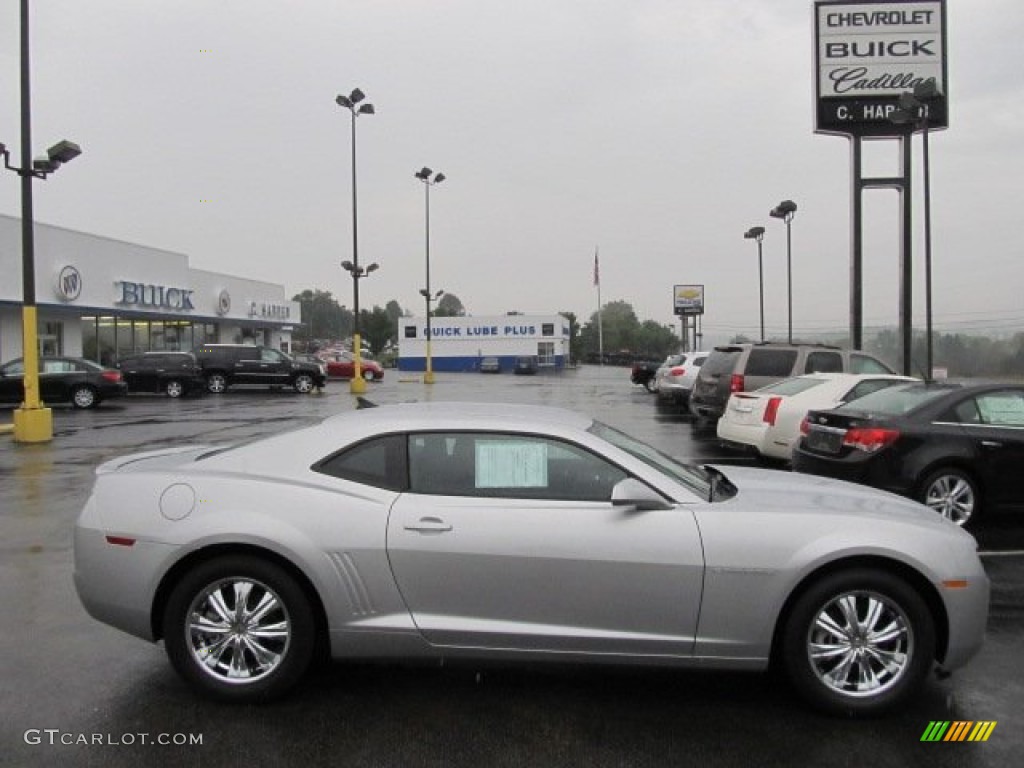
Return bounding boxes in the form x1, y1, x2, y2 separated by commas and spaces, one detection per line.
320, 351, 384, 381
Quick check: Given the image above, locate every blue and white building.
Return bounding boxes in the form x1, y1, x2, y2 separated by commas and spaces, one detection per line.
398, 314, 571, 372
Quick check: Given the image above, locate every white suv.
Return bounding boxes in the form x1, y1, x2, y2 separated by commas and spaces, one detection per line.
654, 351, 708, 406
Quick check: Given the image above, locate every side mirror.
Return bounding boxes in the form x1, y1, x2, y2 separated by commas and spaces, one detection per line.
611, 478, 672, 511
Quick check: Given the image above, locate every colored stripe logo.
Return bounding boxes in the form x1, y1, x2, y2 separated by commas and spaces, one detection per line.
921, 721, 997, 742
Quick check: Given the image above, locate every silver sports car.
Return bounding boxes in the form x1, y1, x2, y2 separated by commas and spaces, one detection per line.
73, 402, 989, 715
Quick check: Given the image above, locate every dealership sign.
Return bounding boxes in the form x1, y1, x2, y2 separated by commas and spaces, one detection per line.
673, 285, 704, 316
815, 0, 947, 136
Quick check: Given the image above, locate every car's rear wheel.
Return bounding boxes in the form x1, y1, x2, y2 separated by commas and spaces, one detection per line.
643, 378, 656, 393
781, 569, 934, 716
293, 374, 314, 393
71, 385, 98, 409
919, 467, 978, 527
163, 556, 316, 703
206, 373, 228, 394
165, 379, 185, 398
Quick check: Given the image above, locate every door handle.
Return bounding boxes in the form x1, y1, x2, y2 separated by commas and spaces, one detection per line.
404, 516, 453, 534
980, 440, 1002, 448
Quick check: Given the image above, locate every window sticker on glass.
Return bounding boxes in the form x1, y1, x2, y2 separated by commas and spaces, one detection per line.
475, 440, 548, 488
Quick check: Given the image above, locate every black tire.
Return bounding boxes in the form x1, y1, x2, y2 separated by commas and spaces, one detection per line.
206, 373, 228, 394
71, 384, 98, 409
164, 379, 185, 398
918, 467, 979, 528
163, 555, 316, 703
780, 568, 935, 717
643, 378, 656, 393
293, 374, 314, 394
363, 370, 376, 381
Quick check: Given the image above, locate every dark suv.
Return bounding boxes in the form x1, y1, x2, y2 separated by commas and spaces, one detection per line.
689, 342, 894, 421
192, 344, 327, 394
117, 352, 206, 398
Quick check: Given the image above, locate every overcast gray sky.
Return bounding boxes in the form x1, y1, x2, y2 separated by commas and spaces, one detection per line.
1, 0, 1022, 345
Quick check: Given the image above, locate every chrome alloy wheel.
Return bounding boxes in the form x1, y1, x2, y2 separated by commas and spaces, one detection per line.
806, 590, 913, 697
924, 473, 975, 526
186, 578, 292, 684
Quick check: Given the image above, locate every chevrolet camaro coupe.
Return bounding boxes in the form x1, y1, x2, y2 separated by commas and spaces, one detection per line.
74, 402, 989, 715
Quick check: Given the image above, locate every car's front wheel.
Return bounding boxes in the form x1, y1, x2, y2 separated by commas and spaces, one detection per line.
163, 556, 316, 703
780, 569, 935, 716
71, 385, 98, 409
293, 374, 314, 393
919, 467, 978, 527
165, 379, 185, 398
363, 370, 375, 381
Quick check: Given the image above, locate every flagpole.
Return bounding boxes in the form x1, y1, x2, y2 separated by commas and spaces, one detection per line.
594, 246, 603, 365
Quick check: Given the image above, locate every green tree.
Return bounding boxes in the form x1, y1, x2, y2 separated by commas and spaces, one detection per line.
434, 293, 466, 317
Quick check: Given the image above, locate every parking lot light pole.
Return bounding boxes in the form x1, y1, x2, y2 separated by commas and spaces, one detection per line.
414, 167, 445, 384
769, 200, 797, 343
341, 260, 378, 389
743, 226, 766, 341
892, 79, 942, 380
2, 0, 82, 443
335, 88, 375, 395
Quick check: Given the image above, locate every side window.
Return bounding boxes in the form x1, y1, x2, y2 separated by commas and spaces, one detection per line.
407, 432, 627, 501
843, 379, 900, 403
313, 434, 407, 491
951, 399, 981, 424
975, 391, 1024, 426
745, 349, 799, 377
261, 348, 285, 363
804, 351, 842, 374
850, 354, 893, 374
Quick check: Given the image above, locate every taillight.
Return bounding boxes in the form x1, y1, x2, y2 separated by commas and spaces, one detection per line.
670, 366, 686, 376
730, 373, 744, 393
101, 371, 122, 383
843, 427, 900, 452
763, 396, 783, 426
799, 417, 811, 435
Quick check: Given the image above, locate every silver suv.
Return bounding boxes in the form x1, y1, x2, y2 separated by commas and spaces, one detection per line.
688, 342, 894, 421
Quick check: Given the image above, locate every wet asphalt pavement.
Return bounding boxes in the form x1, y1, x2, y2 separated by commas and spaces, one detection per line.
1, 365, 1021, 767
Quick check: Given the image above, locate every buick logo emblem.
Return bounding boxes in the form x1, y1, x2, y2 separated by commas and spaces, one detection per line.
55, 265, 82, 302
217, 289, 232, 315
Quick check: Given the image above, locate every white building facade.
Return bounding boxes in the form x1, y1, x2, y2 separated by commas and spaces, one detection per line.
398, 314, 571, 372
0, 215, 299, 365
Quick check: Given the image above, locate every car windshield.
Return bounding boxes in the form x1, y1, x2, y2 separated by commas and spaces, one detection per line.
836, 383, 957, 416
756, 377, 827, 396
587, 420, 712, 500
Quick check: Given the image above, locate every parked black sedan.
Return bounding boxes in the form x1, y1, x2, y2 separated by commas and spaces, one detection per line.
0, 356, 128, 409
793, 381, 1024, 528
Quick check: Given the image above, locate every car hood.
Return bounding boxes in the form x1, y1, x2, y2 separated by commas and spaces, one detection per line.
710, 464, 952, 528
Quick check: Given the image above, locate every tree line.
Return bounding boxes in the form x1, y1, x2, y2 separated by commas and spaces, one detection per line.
293, 288, 1024, 375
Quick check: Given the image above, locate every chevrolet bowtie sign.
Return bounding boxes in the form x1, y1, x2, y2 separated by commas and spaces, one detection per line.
815, 0, 948, 136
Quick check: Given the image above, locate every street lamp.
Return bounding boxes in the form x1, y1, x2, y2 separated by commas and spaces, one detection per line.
743, 226, 766, 341
1, 0, 83, 443
414, 167, 445, 383
892, 78, 942, 380
335, 88, 376, 394
769, 199, 798, 343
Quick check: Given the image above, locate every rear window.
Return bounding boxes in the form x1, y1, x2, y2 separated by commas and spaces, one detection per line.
805, 351, 843, 373
701, 349, 741, 376
756, 377, 827, 396
745, 349, 798, 377
836, 384, 955, 416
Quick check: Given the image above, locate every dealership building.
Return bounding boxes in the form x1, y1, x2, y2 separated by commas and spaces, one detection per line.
0, 215, 299, 365
397, 314, 571, 372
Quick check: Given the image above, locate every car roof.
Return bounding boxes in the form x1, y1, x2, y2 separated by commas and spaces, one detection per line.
322, 401, 592, 433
